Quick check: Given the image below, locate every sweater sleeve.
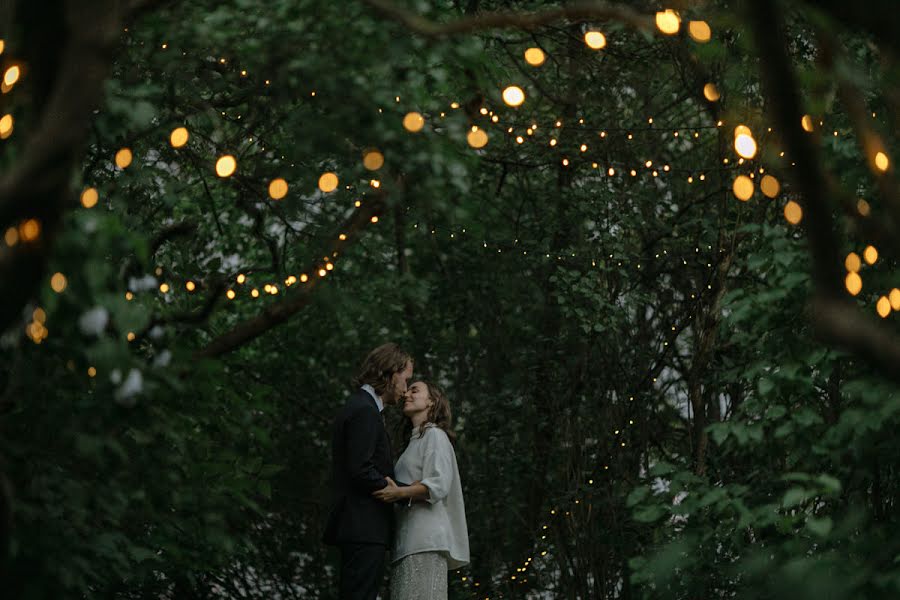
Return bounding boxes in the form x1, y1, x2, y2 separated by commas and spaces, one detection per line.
345, 405, 388, 493
419, 428, 455, 504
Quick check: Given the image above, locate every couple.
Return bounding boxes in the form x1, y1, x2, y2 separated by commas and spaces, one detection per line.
323, 343, 469, 600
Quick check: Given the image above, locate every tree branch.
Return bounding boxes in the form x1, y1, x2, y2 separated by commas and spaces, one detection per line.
360, 0, 653, 37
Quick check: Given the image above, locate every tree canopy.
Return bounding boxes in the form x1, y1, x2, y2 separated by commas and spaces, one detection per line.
1, 0, 900, 598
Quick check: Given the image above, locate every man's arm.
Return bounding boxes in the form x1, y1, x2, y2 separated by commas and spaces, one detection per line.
345, 406, 388, 493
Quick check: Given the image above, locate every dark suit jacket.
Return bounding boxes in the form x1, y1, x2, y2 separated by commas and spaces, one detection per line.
323, 388, 395, 546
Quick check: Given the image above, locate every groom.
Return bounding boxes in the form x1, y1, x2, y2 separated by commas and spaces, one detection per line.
323, 343, 414, 600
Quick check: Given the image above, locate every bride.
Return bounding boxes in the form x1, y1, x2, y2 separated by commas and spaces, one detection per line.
372, 380, 469, 600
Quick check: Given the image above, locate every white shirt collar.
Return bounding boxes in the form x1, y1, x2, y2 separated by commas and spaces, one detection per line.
361, 384, 384, 413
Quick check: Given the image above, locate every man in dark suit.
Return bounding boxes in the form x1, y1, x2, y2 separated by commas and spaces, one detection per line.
323, 343, 414, 600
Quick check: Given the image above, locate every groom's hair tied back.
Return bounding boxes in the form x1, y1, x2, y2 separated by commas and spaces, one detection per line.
353, 343, 413, 396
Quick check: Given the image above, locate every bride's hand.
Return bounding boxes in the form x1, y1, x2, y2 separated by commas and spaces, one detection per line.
372, 477, 406, 503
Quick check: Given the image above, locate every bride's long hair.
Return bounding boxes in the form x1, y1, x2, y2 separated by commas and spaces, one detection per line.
403, 380, 456, 447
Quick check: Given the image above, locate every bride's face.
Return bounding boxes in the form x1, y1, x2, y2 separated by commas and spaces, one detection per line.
402, 381, 432, 418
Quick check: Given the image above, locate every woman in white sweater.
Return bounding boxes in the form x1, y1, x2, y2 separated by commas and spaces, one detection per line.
372, 381, 469, 600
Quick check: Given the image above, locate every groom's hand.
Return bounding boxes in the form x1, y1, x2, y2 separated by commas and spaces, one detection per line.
372, 477, 406, 503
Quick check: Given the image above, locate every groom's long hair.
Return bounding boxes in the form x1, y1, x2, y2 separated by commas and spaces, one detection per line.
352, 343, 413, 397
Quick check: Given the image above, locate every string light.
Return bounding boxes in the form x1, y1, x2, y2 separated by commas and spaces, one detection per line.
402, 112, 425, 132
170, 127, 189, 148
760, 175, 780, 198
801, 115, 814, 132
784, 200, 802, 225
80, 187, 99, 208
318, 172, 339, 192
363, 149, 385, 170
688, 20, 712, 42
703, 83, 720, 102
845, 272, 862, 296
857, 199, 871, 216
268, 178, 289, 200
502, 85, 525, 107
584, 31, 607, 50
655, 9, 681, 35
50, 272, 67, 293
877, 296, 891, 318
890, 288, 900, 311
215, 155, 236, 177
874, 151, 890, 172
3, 65, 19, 86
732, 175, 754, 201
524, 47, 546, 66
0, 113, 12, 139
863, 245, 878, 265
845, 252, 861, 273
115, 148, 133, 169
467, 127, 488, 149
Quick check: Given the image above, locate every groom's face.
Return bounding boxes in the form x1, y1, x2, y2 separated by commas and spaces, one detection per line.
385, 360, 413, 406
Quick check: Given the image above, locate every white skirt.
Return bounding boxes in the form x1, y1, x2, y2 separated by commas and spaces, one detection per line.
390, 551, 448, 600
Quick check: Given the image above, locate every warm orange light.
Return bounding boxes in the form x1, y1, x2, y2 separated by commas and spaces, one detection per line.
703, 83, 720, 102
403, 112, 425, 132
890, 288, 900, 311
19, 219, 40, 241
801, 115, 814, 132
584, 31, 607, 49
363, 150, 384, 170
318, 172, 339, 192
81, 187, 99, 208
50, 272, 67, 293
845, 252, 861, 273
732, 175, 754, 201
226, 289, 236, 300
268, 178, 289, 200
784, 200, 803, 224
186, 281, 196, 292
0, 113, 12, 139
3, 65, 19, 86
877, 296, 891, 318
688, 20, 711, 42
170, 127, 189, 148
857, 199, 871, 216
863, 245, 878, 265
655, 10, 681, 35
467, 127, 488, 148
159, 283, 170, 294
216, 155, 237, 177
502, 86, 525, 107
115, 148, 133, 169
874, 151, 890, 172
845, 271, 862, 296
524, 47, 546, 66
760, 175, 780, 198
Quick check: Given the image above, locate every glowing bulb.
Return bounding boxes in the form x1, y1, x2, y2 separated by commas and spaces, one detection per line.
584, 31, 607, 49
0, 113, 12, 139
845, 271, 862, 296
159, 283, 170, 294
236, 273, 246, 284
226, 289, 235, 300
760, 175, 780, 198
3, 65, 19, 86
216, 155, 236, 177
363, 150, 384, 170
801, 115, 814, 132
403, 112, 425, 132
467, 127, 488, 148
875, 151, 890, 172
80, 187, 98, 208
251, 288, 259, 298
268, 178, 288, 200
524, 47, 546, 66
703, 83, 720, 102
845, 252, 861, 273
877, 296, 891, 318
318, 172, 339, 192
732, 175, 754, 201
655, 10, 681, 35
186, 281, 196, 292
688, 20, 711, 42
734, 134, 757, 159
784, 200, 803, 224
502, 85, 525, 107
50, 272, 67, 293
857, 199, 871, 216
115, 148, 133, 169
170, 127, 189, 148
863, 245, 878, 265
890, 288, 900, 310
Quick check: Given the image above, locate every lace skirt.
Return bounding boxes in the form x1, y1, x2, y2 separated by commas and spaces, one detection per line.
390, 551, 448, 600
